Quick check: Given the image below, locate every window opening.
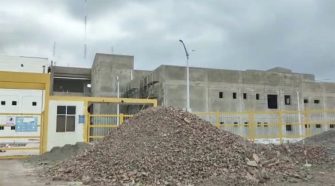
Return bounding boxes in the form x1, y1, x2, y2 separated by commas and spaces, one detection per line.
284, 95, 291, 105
267, 94, 278, 109
219, 92, 223, 99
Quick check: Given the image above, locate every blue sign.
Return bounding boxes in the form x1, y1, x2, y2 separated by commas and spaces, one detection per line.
15, 117, 38, 132
78, 115, 85, 124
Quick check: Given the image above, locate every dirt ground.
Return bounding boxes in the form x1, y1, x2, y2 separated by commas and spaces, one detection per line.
0, 160, 82, 186
0, 159, 334, 186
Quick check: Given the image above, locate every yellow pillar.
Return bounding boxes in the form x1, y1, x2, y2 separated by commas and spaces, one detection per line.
248, 111, 256, 142
277, 110, 283, 144
215, 112, 220, 128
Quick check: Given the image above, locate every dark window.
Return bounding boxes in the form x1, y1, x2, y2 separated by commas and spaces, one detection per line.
11, 126, 15, 130
234, 122, 238, 127
12, 101, 17, 106
305, 124, 310, 128
244, 122, 248, 127
0, 126, 4, 130
1, 101, 5, 105
284, 95, 291, 105
314, 100, 320, 104
233, 92, 237, 99
67, 106, 76, 114
257, 122, 261, 127
315, 124, 321, 128
57, 106, 66, 114
256, 94, 260, 100
286, 124, 292, 131
330, 124, 335, 129
56, 106, 76, 132
267, 94, 278, 109
264, 122, 268, 127
304, 99, 309, 104
243, 93, 247, 100
32, 102, 37, 106
220, 121, 224, 125
219, 92, 223, 99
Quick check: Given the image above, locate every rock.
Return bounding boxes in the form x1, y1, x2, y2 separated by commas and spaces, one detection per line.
247, 160, 258, 167
253, 153, 260, 163
44, 107, 332, 186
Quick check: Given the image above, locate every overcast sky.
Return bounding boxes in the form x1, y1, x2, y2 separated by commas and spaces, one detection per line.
0, 0, 334, 80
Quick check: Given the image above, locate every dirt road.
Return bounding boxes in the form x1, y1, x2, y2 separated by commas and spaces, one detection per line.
0, 160, 82, 186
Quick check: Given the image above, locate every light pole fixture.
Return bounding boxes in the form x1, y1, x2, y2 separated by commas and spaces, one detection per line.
116, 76, 120, 126
179, 39, 191, 112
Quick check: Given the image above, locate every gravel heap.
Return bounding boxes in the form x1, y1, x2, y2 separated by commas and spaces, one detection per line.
46, 107, 331, 186
300, 130, 335, 155
28, 142, 90, 165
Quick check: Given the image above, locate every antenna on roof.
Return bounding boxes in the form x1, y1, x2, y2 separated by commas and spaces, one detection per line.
83, 0, 87, 59
52, 41, 56, 58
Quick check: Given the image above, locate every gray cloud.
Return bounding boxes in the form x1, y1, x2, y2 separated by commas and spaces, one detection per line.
0, 0, 334, 80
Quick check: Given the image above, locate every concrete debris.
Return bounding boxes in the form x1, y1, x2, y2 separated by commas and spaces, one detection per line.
28, 142, 90, 164
44, 107, 332, 186
247, 160, 258, 167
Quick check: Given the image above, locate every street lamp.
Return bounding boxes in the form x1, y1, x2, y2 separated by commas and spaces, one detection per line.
179, 39, 191, 112
116, 76, 120, 126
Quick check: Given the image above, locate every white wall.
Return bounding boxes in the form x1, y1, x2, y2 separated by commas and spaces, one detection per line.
0, 89, 43, 156
0, 55, 49, 73
47, 100, 85, 151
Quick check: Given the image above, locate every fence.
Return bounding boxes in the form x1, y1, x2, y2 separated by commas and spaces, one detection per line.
195, 109, 335, 144
0, 113, 42, 158
86, 109, 335, 144
88, 114, 133, 141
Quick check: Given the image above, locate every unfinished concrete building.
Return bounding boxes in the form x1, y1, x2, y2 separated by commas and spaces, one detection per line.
51, 53, 335, 143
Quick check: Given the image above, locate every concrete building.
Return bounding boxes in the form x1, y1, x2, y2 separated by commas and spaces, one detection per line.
50, 53, 335, 143
51, 53, 335, 114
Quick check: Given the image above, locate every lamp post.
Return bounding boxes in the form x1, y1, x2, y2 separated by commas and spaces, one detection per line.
179, 39, 191, 112
116, 76, 120, 126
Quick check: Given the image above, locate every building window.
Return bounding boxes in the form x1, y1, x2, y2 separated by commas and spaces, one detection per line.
0, 126, 4, 130
305, 124, 310, 128
243, 93, 247, 100
244, 122, 248, 127
315, 124, 321, 129
264, 122, 268, 127
56, 106, 76, 132
286, 124, 292, 131
257, 122, 261, 127
219, 92, 223, 99
11, 126, 15, 130
32, 102, 37, 106
314, 100, 320, 104
233, 92, 237, 99
12, 101, 17, 106
220, 121, 224, 125
267, 94, 278, 109
304, 99, 309, 104
1, 101, 5, 106
284, 95, 291, 105
256, 94, 260, 100
330, 124, 335, 129
233, 122, 238, 127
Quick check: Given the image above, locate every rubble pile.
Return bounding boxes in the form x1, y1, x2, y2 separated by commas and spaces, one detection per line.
46, 107, 331, 185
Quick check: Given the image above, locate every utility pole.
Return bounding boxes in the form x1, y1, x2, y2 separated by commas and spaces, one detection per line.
179, 40, 191, 112
116, 76, 120, 126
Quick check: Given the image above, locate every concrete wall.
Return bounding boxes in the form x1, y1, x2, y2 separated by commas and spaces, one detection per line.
0, 55, 48, 73
130, 65, 335, 114
91, 53, 134, 114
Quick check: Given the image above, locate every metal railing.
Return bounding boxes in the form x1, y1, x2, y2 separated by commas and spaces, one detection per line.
195, 109, 335, 144
0, 113, 41, 158
86, 109, 335, 144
